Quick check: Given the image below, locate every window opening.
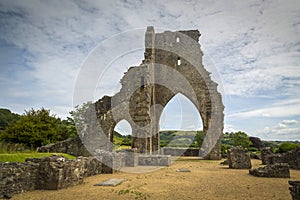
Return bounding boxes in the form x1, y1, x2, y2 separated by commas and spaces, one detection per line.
177, 57, 181, 65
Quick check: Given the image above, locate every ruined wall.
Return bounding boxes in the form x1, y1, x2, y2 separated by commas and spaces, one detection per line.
0, 162, 39, 198
249, 163, 290, 178
92, 26, 224, 159
37, 136, 91, 157
289, 181, 300, 200
138, 155, 171, 166
227, 146, 252, 169
265, 146, 300, 169
0, 156, 105, 198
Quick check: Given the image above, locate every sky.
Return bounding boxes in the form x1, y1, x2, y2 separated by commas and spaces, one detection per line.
0, 0, 300, 141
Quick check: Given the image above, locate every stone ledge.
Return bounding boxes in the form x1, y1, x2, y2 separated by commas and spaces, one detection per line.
138, 155, 171, 166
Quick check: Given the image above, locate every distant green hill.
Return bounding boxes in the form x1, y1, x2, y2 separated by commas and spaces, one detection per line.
160, 130, 202, 147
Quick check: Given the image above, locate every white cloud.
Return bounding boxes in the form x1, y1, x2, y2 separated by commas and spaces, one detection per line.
255, 119, 300, 140
281, 119, 298, 125
228, 98, 300, 119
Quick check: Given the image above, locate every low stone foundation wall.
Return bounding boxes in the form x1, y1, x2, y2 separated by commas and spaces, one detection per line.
95, 150, 125, 173
260, 147, 273, 165
0, 162, 39, 198
37, 136, 91, 157
0, 156, 105, 198
116, 149, 139, 167
161, 147, 199, 156
138, 155, 171, 166
249, 163, 290, 178
265, 147, 300, 169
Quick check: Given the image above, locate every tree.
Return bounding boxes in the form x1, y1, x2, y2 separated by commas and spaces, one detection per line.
62, 117, 77, 138
0, 108, 20, 131
192, 130, 204, 147
0, 108, 70, 148
276, 142, 300, 153
231, 131, 252, 148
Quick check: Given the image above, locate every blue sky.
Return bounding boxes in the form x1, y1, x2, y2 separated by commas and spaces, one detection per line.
0, 0, 300, 140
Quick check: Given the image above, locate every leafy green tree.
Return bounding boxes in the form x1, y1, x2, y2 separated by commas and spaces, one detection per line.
192, 130, 204, 147
276, 142, 300, 153
221, 144, 231, 154
231, 131, 252, 148
0, 108, 20, 131
0, 108, 70, 148
62, 117, 78, 138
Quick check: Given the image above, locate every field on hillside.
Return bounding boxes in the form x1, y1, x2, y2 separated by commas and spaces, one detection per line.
12, 158, 299, 200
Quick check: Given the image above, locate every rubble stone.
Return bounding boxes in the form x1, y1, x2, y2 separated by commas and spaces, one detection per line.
265, 146, 300, 169
289, 180, 300, 200
249, 163, 290, 178
227, 146, 252, 169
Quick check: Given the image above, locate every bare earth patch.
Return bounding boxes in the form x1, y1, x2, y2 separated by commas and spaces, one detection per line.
12, 158, 299, 200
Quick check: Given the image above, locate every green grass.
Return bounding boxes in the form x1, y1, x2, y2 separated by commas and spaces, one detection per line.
0, 152, 75, 162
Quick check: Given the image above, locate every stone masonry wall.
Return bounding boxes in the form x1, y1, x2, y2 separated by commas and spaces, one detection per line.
92, 26, 224, 159
0, 162, 39, 198
0, 156, 105, 198
37, 136, 91, 157
265, 146, 300, 169
249, 163, 290, 178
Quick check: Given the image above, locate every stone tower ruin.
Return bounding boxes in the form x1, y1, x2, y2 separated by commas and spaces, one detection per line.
92, 26, 224, 159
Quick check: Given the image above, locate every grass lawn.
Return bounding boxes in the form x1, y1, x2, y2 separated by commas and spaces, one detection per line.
0, 152, 75, 162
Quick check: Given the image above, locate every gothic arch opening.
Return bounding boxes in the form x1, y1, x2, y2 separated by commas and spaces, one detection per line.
159, 93, 203, 148
113, 119, 132, 150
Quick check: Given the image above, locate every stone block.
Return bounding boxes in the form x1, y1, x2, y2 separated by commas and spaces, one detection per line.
94, 178, 124, 186
289, 180, 300, 200
117, 149, 139, 167
249, 163, 290, 178
138, 155, 171, 166
227, 146, 251, 169
264, 146, 300, 169
95, 150, 125, 173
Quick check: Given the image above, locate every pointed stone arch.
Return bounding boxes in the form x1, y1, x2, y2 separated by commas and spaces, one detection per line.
93, 27, 224, 159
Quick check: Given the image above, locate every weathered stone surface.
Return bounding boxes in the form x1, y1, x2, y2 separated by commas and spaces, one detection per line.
289, 181, 300, 200
0, 162, 39, 198
94, 150, 125, 173
176, 168, 191, 172
138, 155, 171, 166
249, 163, 290, 178
94, 178, 124, 187
265, 146, 300, 169
88, 26, 224, 160
116, 148, 139, 167
227, 146, 252, 169
260, 147, 273, 165
37, 136, 91, 157
0, 156, 104, 198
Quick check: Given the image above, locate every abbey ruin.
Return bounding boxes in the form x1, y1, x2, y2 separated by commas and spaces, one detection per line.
84, 26, 224, 159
